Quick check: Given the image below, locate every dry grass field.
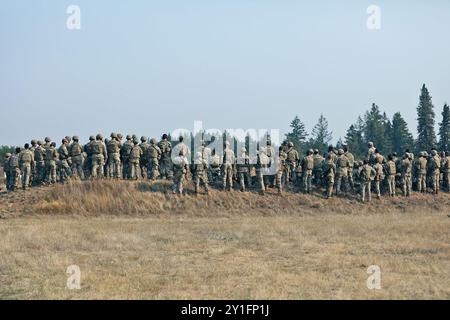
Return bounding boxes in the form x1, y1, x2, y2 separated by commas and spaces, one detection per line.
0, 180, 449, 299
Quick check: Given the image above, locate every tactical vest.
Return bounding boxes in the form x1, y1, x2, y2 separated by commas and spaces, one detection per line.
148, 145, 159, 158
286, 149, 297, 162
107, 141, 120, 154
91, 141, 101, 155
121, 142, 133, 158
360, 166, 371, 181
70, 143, 83, 156
34, 147, 44, 162
432, 157, 441, 170
45, 148, 55, 161
418, 158, 427, 172
159, 140, 171, 156
21, 150, 32, 163
387, 161, 396, 175
9, 154, 19, 167
305, 156, 314, 170
336, 155, 348, 168
130, 146, 141, 160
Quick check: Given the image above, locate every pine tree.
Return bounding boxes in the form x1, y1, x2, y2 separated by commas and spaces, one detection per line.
309, 114, 332, 152
285, 116, 308, 152
363, 103, 386, 152
344, 116, 365, 158
416, 84, 437, 152
438, 103, 450, 152
391, 112, 414, 155
382, 112, 393, 153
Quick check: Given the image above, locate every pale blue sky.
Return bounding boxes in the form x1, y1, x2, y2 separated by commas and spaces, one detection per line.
1, 0, 449, 145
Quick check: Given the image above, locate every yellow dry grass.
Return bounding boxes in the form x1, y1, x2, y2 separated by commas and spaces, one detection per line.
0, 180, 449, 299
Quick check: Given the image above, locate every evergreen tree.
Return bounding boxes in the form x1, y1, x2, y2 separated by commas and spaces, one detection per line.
344, 116, 365, 158
382, 112, 393, 153
391, 112, 414, 155
309, 114, 332, 152
363, 103, 386, 152
438, 103, 450, 152
285, 115, 308, 152
416, 84, 437, 152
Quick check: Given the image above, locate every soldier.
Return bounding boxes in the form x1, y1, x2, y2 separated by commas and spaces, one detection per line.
129, 139, 143, 180
285, 142, 299, 184
44, 142, 58, 184
313, 149, 324, 187
193, 151, 209, 195
69, 136, 84, 179
359, 159, 376, 202
172, 150, 189, 195
19, 143, 35, 190
275, 146, 287, 195
42, 137, 52, 179
158, 134, 173, 180
120, 135, 133, 179
386, 154, 397, 197
139, 136, 150, 179
367, 142, 376, 163
429, 149, 441, 194
222, 141, 235, 191
83, 136, 95, 179
322, 153, 336, 199
343, 145, 355, 190
326, 145, 337, 164
3, 153, 11, 191
301, 149, 314, 193
400, 153, 412, 197
209, 148, 222, 183
237, 147, 251, 192
147, 138, 161, 180
91, 134, 107, 179
442, 151, 450, 192
335, 149, 350, 195
33, 141, 45, 185
106, 133, 121, 179
416, 151, 428, 193
29, 140, 37, 186
58, 138, 72, 183
8, 148, 21, 191
372, 157, 384, 199
173, 136, 191, 162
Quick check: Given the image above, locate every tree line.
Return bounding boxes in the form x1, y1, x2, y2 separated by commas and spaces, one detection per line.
286, 84, 450, 159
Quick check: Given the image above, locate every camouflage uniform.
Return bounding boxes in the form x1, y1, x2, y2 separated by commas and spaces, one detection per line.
158, 136, 173, 179
335, 149, 349, 195
91, 135, 107, 179
400, 155, 412, 196
344, 150, 355, 190
372, 162, 384, 199
172, 154, 189, 194
19, 146, 34, 190
34, 141, 45, 185
147, 138, 161, 180
416, 152, 428, 193
120, 135, 133, 179
29, 140, 37, 186
58, 140, 72, 183
193, 152, 209, 194
209, 151, 222, 183
129, 141, 143, 180
285, 143, 299, 183
386, 158, 397, 197
313, 150, 324, 187
301, 151, 314, 193
69, 137, 84, 179
237, 148, 251, 192
367, 142, 376, 164
83, 136, 95, 179
222, 143, 235, 191
359, 162, 376, 202
139, 137, 150, 179
322, 156, 336, 198
8, 151, 20, 191
106, 134, 121, 179
430, 150, 441, 194
44, 143, 58, 184
275, 149, 287, 194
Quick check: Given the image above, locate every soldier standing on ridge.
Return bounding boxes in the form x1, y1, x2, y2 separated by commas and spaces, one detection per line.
19, 143, 34, 190
158, 134, 173, 180
193, 151, 209, 195
430, 149, 441, 194
139, 136, 150, 179
322, 153, 336, 199
45, 142, 58, 184
285, 142, 299, 185
107, 133, 121, 179
8, 148, 21, 191
301, 149, 314, 194
335, 148, 349, 195
343, 145, 355, 191
121, 135, 133, 179
416, 151, 428, 193
58, 138, 72, 183
359, 159, 376, 202
172, 150, 189, 195
313, 149, 324, 188
222, 141, 235, 192
147, 138, 161, 180
129, 139, 143, 180
69, 136, 84, 179
386, 154, 397, 197
400, 153, 413, 197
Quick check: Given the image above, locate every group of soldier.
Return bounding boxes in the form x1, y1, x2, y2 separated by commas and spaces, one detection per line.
2, 134, 450, 202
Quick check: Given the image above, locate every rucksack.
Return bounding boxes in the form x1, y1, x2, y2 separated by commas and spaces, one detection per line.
91, 142, 101, 155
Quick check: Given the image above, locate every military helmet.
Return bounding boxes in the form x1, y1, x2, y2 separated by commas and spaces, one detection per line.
126, 134, 132, 140
419, 151, 424, 157
44, 137, 51, 142
65, 136, 71, 142
37, 140, 43, 145
96, 133, 103, 140
110, 133, 117, 139
141, 136, 147, 142
72, 136, 79, 141
431, 150, 437, 156
133, 139, 139, 145
308, 149, 314, 154
62, 138, 68, 143
31, 139, 37, 145
314, 149, 319, 154
368, 141, 374, 147
5, 152, 11, 158
150, 138, 157, 144
162, 133, 168, 140
117, 133, 123, 140
89, 135, 95, 141
338, 149, 344, 155
287, 142, 294, 148
423, 151, 428, 157
132, 134, 137, 140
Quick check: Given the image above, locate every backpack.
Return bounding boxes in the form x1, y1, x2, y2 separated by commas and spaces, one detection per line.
91, 141, 101, 154
70, 143, 82, 156
388, 161, 396, 175
34, 147, 43, 161
130, 146, 141, 159
107, 141, 119, 154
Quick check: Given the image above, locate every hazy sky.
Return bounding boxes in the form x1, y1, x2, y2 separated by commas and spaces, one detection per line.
1, 0, 449, 146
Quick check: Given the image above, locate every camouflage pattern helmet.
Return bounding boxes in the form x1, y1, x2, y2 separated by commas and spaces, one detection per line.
37, 140, 43, 145
72, 136, 79, 141
287, 142, 294, 148
65, 136, 71, 142
423, 151, 428, 157
126, 134, 132, 140
44, 137, 51, 142
31, 139, 37, 145
133, 139, 139, 145
132, 134, 137, 140
5, 153, 11, 158
117, 133, 123, 140
368, 141, 374, 147
89, 135, 95, 141
141, 136, 147, 142
314, 149, 319, 154
308, 149, 314, 154
431, 150, 437, 156
96, 134, 103, 140
338, 149, 344, 155
150, 138, 157, 144
110, 132, 117, 139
